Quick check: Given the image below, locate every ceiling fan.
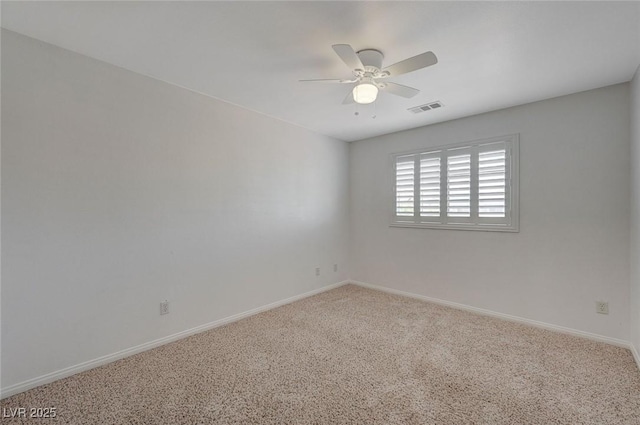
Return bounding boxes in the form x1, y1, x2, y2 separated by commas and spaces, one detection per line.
300, 44, 438, 105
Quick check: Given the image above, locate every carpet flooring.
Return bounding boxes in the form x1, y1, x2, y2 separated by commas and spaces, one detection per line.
2, 284, 640, 424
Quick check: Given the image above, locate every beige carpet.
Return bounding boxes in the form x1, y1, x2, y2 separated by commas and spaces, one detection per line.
2, 284, 640, 424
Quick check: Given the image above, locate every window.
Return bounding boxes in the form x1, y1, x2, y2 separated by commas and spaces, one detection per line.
391, 134, 519, 232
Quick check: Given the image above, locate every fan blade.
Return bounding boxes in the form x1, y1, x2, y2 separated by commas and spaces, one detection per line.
380, 82, 420, 98
299, 78, 358, 83
332, 44, 364, 70
382, 51, 437, 77
342, 90, 355, 104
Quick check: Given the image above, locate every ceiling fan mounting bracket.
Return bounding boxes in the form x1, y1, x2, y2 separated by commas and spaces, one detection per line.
356, 49, 384, 72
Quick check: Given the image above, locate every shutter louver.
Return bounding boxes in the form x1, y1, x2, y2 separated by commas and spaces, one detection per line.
478, 149, 506, 217
420, 157, 440, 217
395, 157, 415, 217
447, 154, 471, 217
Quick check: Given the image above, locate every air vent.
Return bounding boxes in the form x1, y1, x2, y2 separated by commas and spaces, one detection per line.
408, 101, 444, 114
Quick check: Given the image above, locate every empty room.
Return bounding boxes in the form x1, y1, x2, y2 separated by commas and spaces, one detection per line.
1, 1, 640, 423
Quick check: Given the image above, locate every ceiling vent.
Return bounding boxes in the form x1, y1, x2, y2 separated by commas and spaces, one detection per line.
408, 101, 443, 114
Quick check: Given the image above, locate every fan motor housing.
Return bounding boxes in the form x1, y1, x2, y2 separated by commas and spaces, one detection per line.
356, 49, 384, 71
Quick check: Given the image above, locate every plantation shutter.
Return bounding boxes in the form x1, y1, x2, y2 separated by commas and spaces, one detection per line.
395, 155, 416, 218
390, 135, 518, 231
419, 154, 441, 219
446, 151, 472, 222
478, 148, 506, 217
477, 141, 511, 225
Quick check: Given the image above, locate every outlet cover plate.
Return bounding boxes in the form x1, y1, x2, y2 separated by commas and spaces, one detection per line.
596, 301, 608, 315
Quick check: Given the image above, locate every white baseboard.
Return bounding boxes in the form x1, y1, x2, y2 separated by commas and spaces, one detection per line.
4, 279, 636, 399
350, 280, 632, 349
1, 280, 350, 400
631, 344, 640, 371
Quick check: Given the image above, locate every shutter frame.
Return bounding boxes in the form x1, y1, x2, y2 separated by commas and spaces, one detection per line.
390, 134, 519, 232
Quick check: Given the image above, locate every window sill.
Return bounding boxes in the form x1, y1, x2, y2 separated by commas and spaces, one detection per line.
390, 222, 519, 232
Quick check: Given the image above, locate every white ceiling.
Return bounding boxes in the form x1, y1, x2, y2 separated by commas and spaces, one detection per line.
2, 1, 639, 142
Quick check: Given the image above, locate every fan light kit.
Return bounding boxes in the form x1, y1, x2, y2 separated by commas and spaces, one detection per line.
352, 78, 378, 104
300, 44, 438, 105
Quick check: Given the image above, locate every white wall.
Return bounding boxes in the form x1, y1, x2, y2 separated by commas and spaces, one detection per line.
350, 84, 631, 341
1, 30, 350, 391
631, 65, 640, 358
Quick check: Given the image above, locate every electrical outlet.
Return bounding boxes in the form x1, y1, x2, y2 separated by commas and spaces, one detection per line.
333, 264, 338, 273
596, 301, 608, 315
160, 300, 169, 315
315, 267, 320, 276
